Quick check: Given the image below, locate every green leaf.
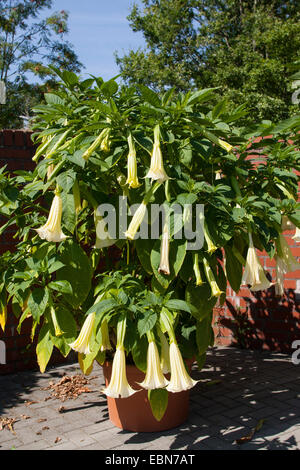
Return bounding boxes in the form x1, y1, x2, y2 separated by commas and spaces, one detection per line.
86, 298, 118, 317
101, 79, 118, 97
148, 389, 168, 421
36, 323, 54, 373
48, 280, 73, 295
44, 93, 65, 106
49, 306, 77, 357
56, 170, 76, 193
138, 311, 157, 337
131, 335, 148, 372
186, 88, 217, 106
224, 246, 242, 293
185, 283, 217, 321
57, 240, 92, 308
165, 299, 191, 313
61, 192, 76, 234
28, 288, 49, 322
196, 313, 213, 356
138, 85, 161, 107
196, 352, 207, 370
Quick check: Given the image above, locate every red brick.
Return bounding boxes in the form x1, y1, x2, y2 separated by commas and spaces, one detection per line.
283, 280, 296, 289
3, 130, 14, 146
14, 130, 26, 147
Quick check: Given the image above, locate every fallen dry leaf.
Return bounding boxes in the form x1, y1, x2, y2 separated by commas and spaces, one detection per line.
0, 417, 18, 435
37, 418, 47, 423
235, 419, 265, 445
58, 406, 66, 413
54, 437, 61, 444
20, 415, 31, 420
42, 374, 95, 402
25, 400, 38, 407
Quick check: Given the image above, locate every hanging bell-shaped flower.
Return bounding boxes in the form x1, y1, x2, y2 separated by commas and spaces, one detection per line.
35, 192, 68, 243
242, 233, 272, 291
145, 125, 169, 183
69, 312, 96, 355
138, 340, 169, 390
102, 346, 137, 398
275, 255, 285, 297
125, 201, 147, 240
158, 222, 170, 275
126, 134, 141, 189
100, 320, 112, 352
293, 227, 300, 243
276, 234, 299, 273
166, 342, 197, 393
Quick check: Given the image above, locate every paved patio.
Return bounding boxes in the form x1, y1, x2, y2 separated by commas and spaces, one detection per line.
0, 346, 299, 450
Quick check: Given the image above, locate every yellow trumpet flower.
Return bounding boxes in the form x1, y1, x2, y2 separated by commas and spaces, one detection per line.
203, 258, 223, 297
139, 341, 169, 390
158, 223, 170, 275
100, 320, 112, 352
102, 346, 137, 398
204, 222, 217, 254
275, 255, 285, 297
277, 234, 299, 273
126, 134, 141, 188
69, 312, 95, 355
166, 342, 197, 393
35, 193, 68, 243
193, 253, 203, 286
125, 201, 147, 240
158, 329, 170, 374
145, 125, 169, 183
94, 210, 116, 249
293, 227, 300, 243
281, 215, 295, 231
242, 233, 272, 291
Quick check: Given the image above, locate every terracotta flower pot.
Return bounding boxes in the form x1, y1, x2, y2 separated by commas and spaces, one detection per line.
102, 359, 194, 432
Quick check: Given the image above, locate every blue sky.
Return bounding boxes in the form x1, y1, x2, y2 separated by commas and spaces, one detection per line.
51, 0, 146, 80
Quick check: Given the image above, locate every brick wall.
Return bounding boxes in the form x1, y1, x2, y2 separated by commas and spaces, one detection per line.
213, 230, 300, 353
0, 130, 75, 374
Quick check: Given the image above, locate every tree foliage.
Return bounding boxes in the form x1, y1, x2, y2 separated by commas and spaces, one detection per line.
0, 0, 82, 128
116, 0, 300, 122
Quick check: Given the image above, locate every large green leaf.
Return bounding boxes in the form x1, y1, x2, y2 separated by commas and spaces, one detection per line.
196, 313, 213, 356
224, 245, 242, 293
28, 288, 49, 322
138, 311, 157, 337
61, 192, 76, 234
148, 389, 168, 421
185, 282, 217, 321
36, 323, 54, 373
49, 306, 77, 357
131, 335, 148, 372
57, 240, 92, 308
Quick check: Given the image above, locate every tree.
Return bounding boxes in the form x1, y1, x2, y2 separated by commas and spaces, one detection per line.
0, 0, 82, 128
116, 0, 300, 122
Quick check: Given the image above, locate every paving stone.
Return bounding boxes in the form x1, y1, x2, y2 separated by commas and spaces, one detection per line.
0, 347, 299, 450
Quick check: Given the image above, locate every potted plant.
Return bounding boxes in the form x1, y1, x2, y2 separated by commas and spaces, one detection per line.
0, 69, 299, 431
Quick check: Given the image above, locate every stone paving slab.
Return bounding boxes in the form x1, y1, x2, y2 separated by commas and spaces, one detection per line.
0, 346, 299, 450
